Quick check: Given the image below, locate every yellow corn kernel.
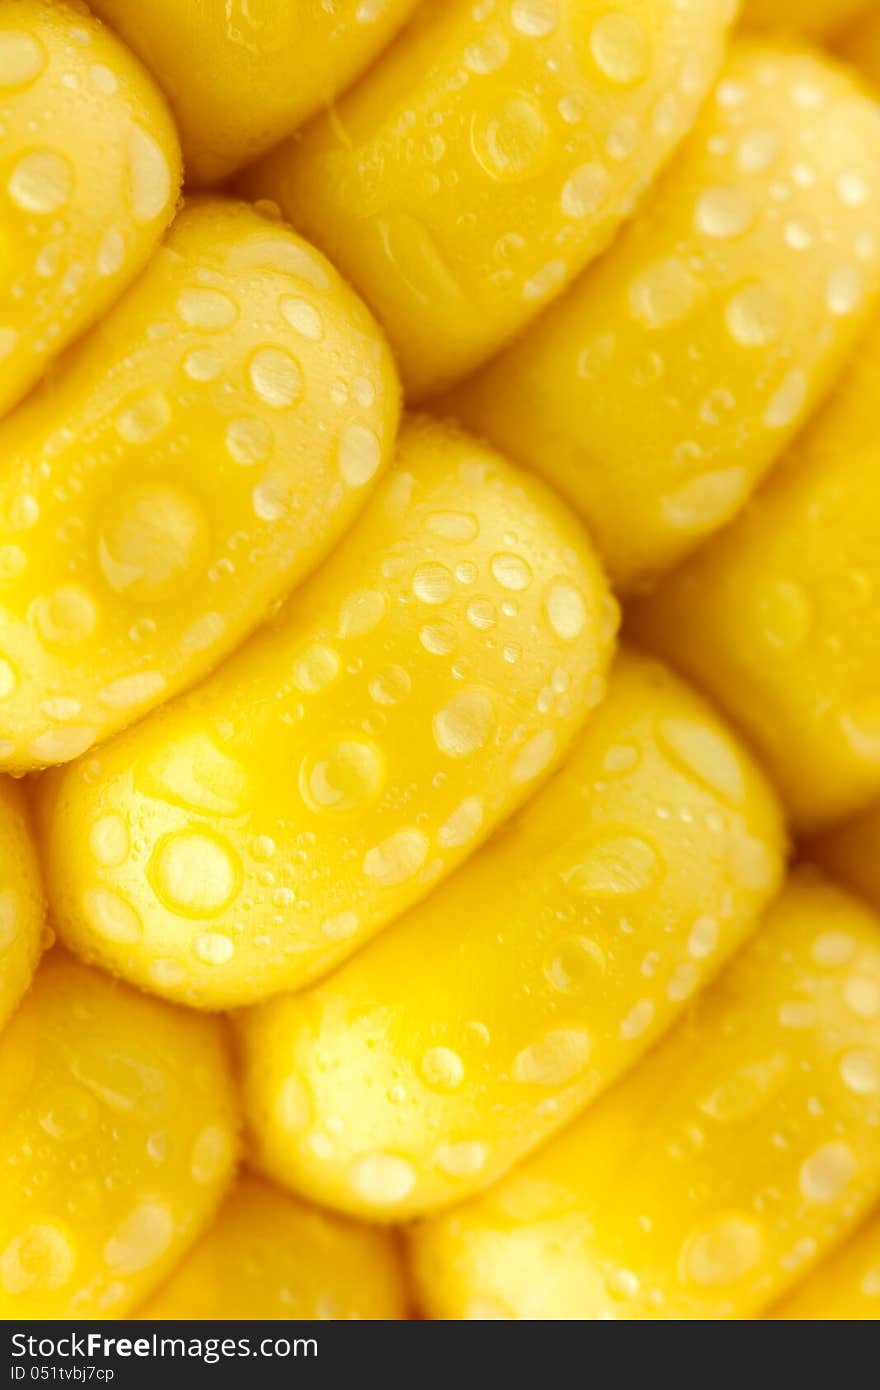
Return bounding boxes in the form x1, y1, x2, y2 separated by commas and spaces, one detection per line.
741, 0, 874, 39
42, 417, 614, 1010
0, 199, 398, 773
0, 0, 180, 420
411, 868, 880, 1320
238, 647, 785, 1221
771, 1207, 880, 1318
0, 780, 45, 1031
448, 41, 880, 591
631, 316, 880, 832
242, 0, 734, 399
87, 0, 422, 186
0, 949, 238, 1318
137, 1172, 407, 1320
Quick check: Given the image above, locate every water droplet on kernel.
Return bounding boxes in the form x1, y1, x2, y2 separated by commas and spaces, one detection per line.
89, 814, 129, 868
435, 1141, 487, 1178
511, 729, 556, 783
725, 283, 785, 347
293, 643, 339, 692
99, 484, 207, 601
840, 1049, 880, 1096
589, 13, 647, 85
764, 369, 807, 429
511, 0, 558, 37
695, 187, 754, 239
151, 832, 240, 917
194, 932, 235, 966
96, 227, 125, 277
0, 31, 45, 88
681, 1213, 764, 1287
177, 288, 237, 330
226, 417, 272, 466
512, 1028, 591, 1085
546, 580, 587, 640
491, 553, 532, 591
438, 797, 484, 848
413, 562, 453, 605
126, 125, 172, 224
321, 910, 360, 941
104, 1200, 174, 1273
426, 511, 479, 543
338, 424, 382, 487
349, 1154, 416, 1206
561, 163, 610, 218
190, 1123, 233, 1182
300, 737, 385, 812
433, 690, 494, 758
280, 296, 323, 340
1, 1224, 75, 1295
812, 932, 855, 968
363, 829, 428, 885
421, 1047, 465, 1091
31, 586, 97, 646
467, 597, 496, 631
38, 1086, 98, 1142
8, 151, 72, 214
569, 835, 659, 895
248, 347, 302, 408
799, 1142, 856, 1203
83, 888, 142, 943
629, 257, 696, 328
660, 717, 745, 804
338, 589, 386, 638
369, 665, 411, 706
115, 390, 171, 445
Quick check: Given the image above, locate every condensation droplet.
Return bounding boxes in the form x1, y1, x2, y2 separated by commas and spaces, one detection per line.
512, 1028, 591, 1085
433, 690, 494, 758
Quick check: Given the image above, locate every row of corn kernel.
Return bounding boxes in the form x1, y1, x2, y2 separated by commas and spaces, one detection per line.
6, 1, 880, 779
5, 0, 878, 1328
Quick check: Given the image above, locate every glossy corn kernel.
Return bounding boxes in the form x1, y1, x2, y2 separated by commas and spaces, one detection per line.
741, 0, 875, 39
411, 868, 880, 1320
242, 0, 734, 399
0, 198, 398, 772
238, 648, 785, 1221
137, 1172, 407, 1320
0, 0, 180, 419
0, 780, 46, 1031
631, 314, 880, 832
87, 0, 422, 185
0, 950, 238, 1319
42, 417, 614, 1010
448, 40, 880, 591
771, 1206, 880, 1318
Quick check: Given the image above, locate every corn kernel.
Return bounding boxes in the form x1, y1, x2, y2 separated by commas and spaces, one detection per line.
449, 40, 880, 589
137, 1172, 407, 1320
0, 198, 398, 771
88, 0, 422, 185
0, 950, 238, 1318
42, 417, 614, 1009
238, 648, 785, 1219
0, 0, 180, 419
411, 869, 880, 1319
632, 314, 880, 831
243, 0, 733, 398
